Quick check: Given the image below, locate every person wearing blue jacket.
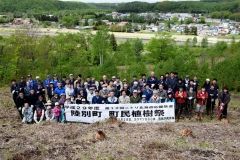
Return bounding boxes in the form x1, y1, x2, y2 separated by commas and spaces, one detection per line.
92, 90, 103, 104
142, 84, 153, 102
147, 71, 158, 86
54, 82, 65, 96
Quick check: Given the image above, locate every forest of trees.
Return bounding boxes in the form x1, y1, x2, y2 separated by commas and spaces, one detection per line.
0, 29, 240, 91
116, 0, 240, 13
115, 0, 240, 21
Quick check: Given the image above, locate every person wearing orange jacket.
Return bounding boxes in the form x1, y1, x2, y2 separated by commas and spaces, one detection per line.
175, 87, 187, 121
196, 87, 208, 121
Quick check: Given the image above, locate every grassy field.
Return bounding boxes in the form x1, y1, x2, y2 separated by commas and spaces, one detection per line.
0, 87, 240, 160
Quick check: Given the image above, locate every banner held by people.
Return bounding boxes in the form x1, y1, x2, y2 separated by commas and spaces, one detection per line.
64, 102, 175, 123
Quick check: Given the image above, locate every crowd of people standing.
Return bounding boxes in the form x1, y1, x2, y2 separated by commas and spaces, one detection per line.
10, 71, 231, 124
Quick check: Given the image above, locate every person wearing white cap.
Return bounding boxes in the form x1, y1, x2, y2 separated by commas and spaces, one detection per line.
149, 90, 161, 103
52, 102, 61, 122
45, 100, 54, 121
130, 81, 140, 94
203, 78, 211, 92
141, 95, 148, 103
130, 90, 141, 103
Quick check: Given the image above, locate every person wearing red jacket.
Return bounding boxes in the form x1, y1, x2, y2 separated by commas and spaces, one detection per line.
196, 87, 208, 121
175, 87, 187, 121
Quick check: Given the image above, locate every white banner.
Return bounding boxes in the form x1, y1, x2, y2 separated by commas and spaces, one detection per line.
64, 102, 175, 123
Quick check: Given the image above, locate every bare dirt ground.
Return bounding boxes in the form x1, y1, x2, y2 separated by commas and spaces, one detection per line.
0, 87, 240, 160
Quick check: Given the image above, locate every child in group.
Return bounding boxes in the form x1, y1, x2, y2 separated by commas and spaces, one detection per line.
196, 87, 208, 121
60, 104, 65, 123
52, 102, 61, 122
22, 102, 33, 124
33, 105, 45, 124
45, 100, 54, 121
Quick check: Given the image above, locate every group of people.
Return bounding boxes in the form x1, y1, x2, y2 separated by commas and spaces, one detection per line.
11, 71, 231, 123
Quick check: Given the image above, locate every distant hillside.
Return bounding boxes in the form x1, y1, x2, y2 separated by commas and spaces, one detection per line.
115, 0, 240, 13
0, 0, 94, 13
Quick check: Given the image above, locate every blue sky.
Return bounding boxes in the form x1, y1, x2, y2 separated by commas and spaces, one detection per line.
61, 0, 200, 3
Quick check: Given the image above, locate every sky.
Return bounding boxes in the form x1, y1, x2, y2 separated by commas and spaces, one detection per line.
61, 0, 200, 3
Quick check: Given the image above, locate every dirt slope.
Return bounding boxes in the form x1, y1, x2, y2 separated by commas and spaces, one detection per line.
0, 88, 240, 160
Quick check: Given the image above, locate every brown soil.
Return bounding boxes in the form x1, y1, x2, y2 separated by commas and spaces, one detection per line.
0, 88, 240, 160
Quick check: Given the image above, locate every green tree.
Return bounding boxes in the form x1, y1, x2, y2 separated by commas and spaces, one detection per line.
132, 38, 143, 61
192, 37, 198, 47
110, 34, 117, 51
201, 38, 208, 48
91, 29, 110, 66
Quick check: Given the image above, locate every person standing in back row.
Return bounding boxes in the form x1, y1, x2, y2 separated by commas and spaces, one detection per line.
218, 87, 231, 120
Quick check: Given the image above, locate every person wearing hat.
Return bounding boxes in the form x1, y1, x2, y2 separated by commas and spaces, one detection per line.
149, 90, 161, 103
203, 78, 211, 92
141, 94, 148, 103
22, 102, 33, 124
119, 90, 130, 104
101, 75, 109, 85
52, 102, 61, 122
81, 98, 87, 104
217, 87, 231, 120
107, 91, 118, 104
196, 87, 208, 121
45, 100, 54, 121
54, 82, 65, 96
130, 81, 140, 94
130, 90, 141, 103
175, 87, 187, 121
